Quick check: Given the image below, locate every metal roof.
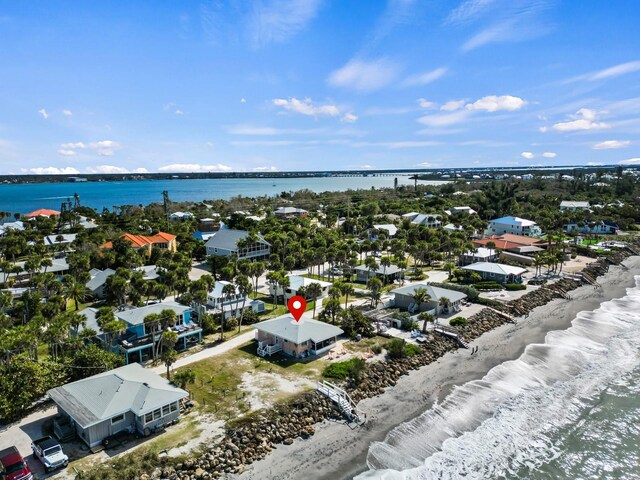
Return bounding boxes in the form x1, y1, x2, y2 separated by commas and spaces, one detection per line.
461, 262, 527, 275
287, 275, 332, 290
390, 284, 467, 303
204, 229, 270, 251
85, 268, 115, 291
354, 263, 403, 275
253, 314, 343, 344
115, 301, 191, 326
489, 216, 537, 227
47, 363, 188, 428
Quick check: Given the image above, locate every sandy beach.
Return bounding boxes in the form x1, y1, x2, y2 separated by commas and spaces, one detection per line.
237, 256, 640, 480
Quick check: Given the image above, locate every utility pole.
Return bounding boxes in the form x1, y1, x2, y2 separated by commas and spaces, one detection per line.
162, 190, 170, 228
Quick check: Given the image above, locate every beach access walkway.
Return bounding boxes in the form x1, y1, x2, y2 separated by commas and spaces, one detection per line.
317, 380, 367, 425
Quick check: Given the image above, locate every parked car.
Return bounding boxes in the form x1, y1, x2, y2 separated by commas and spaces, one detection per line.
372, 251, 382, 258
329, 267, 343, 275
31, 436, 68, 473
0, 446, 33, 480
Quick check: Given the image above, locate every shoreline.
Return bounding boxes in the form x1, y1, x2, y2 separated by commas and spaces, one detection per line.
238, 256, 640, 480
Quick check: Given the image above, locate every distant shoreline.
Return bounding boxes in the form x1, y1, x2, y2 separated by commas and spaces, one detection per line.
0, 164, 634, 185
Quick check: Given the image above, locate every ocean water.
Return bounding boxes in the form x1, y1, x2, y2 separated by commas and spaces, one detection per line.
0, 174, 441, 214
357, 276, 640, 480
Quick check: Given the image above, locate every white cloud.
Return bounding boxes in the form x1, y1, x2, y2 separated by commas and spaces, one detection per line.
465, 95, 527, 112
520, 151, 534, 159
341, 112, 358, 123
61, 142, 86, 149
619, 157, 640, 165
38, 109, 49, 119
592, 140, 631, 150
132, 168, 150, 173
175, 109, 184, 115
586, 162, 604, 166
418, 110, 470, 127
352, 141, 440, 149
249, 0, 323, 47
327, 58, 399, 93
228, 125, 281, 135
252, 166, 279, 172
417, 98, 436, 109
272, 97, 340, 117
57, 149, 77, 157
158, 163, 233, 173
62, 109, 73, 116
441, 100, 466, 111
552, 108, 610, 132
416, 162, 437, 167
24, 166, 80, 175
85, 165, 130, 174
566, 61, 640, 83
240, 98, 247, 103
402, 67, 447, 87
542, 152, 557, 158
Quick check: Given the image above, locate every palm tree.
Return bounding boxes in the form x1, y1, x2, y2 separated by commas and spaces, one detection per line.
235, 275, 253, 333
306, 282, 323, 319
418, 312, 434, 333
160, 330, 179, 379
438, 296, 451, 315
102, 319, 127, 352
338, 281, 355, 309
380, 256, 392, 285
221, 282, 237, 341
366, 277, 383, 308
410, 287, 430, 314
63, 277, 90, 311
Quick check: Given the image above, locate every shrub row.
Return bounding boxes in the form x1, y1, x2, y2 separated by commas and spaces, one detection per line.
504, 283, 526, 291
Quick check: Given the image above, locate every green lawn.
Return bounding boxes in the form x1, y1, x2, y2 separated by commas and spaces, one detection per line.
301, 273, 365, 290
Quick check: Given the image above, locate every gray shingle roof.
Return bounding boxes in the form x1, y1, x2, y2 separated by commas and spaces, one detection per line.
391, 284, 467, 303
204, 229, 269, 251
253, 314, 343, 344
86, 268, 115, 291
47, 363, 188, 428
115, 301, 191, 326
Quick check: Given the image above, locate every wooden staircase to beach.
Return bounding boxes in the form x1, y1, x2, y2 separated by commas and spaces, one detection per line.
317, 380, 366, 424
433, 324, 469, 349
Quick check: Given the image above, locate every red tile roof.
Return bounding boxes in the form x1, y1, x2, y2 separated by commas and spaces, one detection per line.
100, 232, 177, 249
25, 208, 61, 218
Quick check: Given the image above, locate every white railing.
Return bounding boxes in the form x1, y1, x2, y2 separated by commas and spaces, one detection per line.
317, 380, 366, 424
257, 343, 283, 357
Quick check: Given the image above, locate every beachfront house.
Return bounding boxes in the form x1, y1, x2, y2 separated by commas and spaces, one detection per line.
0, 220, 24, 237
44, 233, 77, 250
402, 212, 443, 228
205, 280, 265, 318
391, 284, 467, 315
461, 262, 527, 284
204, 229, 271, 260
48, 363, 188, 448
485, 216, 542, 237
564, 221, 620, 235
253, 314, 343, 358
85, 268, 116, 299
560, 200, 591, 211
274, 207, 308, 219
100, 232, 178, 254
25, 208, 61, 219
354, 263, 403, 283
268, 275, 332, 302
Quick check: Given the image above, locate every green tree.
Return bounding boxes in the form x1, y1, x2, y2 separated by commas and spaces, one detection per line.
172, 368, 196, 389
366, 277, 383, 308
306, 282, 323, 319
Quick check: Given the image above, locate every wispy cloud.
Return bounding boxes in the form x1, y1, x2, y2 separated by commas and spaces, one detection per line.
341, 112, 358, 123
58, 140, 122, 156
227, 124, 327, 136
448, 0, 553, 52
272, 97, 340, 117
402, 67, 448, 87
441, 100, 466, 111
85, 165, 130, 174
520, 151, 534, 159
351, 140, 440, 149
564, 60, 640, 84
418, 110, 471, 127
62, 109, 73, 116
249, 0, 323, 47
158, 163, 233, 173
327, 58, 399, 93
38, 109, 49, 119
465, 95, 527, 112
619, 157, 640, 165
592, 140, 631, 150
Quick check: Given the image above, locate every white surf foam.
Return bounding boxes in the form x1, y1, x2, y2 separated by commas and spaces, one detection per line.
357, 277, 640, 479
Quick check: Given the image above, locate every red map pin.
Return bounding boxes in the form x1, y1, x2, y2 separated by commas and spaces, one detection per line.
287, 295, 306, 322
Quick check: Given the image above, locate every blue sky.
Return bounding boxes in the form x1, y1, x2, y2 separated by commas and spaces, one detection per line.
1, 0, 639, 174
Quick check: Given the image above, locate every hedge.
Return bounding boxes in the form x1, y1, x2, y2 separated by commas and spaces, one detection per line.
473, 281, 504, 291
474, 297, 504, 308
504, 283, 526, 291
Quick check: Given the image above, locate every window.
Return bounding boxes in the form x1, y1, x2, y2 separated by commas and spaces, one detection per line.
145, 412, 153, 423
111, 414, 125, 424
170, 402, 178, 412
153, 409, 161, 420
162, 405, 170, 416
